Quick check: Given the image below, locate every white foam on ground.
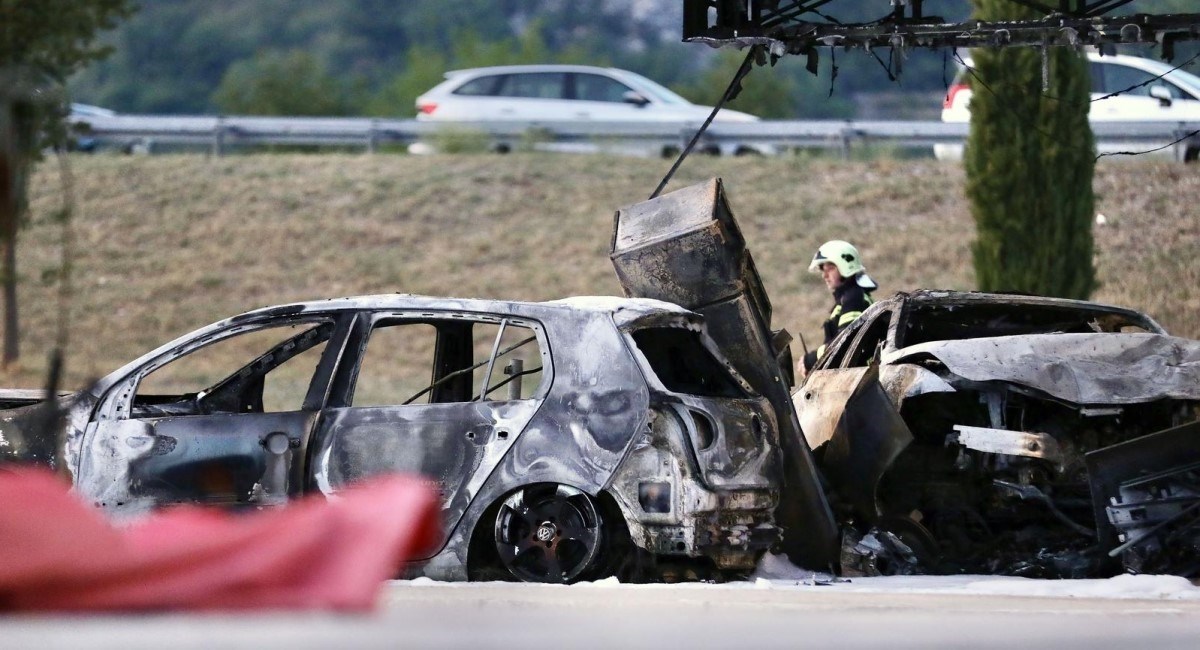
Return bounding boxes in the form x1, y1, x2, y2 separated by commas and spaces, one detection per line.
748, 552, 1200, 600
395, 554, 1200, 600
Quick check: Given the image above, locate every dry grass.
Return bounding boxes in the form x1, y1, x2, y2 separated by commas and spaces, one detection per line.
14, 152, 1199, 390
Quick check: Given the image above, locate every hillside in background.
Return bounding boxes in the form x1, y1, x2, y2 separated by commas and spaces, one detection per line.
62, 1, 974, 120
67, 1, 1197, 121
17, 153, 1199, 390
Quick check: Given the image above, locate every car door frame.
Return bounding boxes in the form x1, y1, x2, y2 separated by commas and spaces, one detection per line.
307, 307, 553, 558
565, 71, 652, 121
489, 71, 573, 121
75, 309, 356, 510
799, 306, 898, 448
795, 305, 913, 519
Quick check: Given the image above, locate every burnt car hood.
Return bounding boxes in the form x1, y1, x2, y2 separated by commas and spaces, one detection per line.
886, 332, 1200, 405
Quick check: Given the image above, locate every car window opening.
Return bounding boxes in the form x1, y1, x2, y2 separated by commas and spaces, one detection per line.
353, 318, 543, 407
844, 310, 893, 368
630, 327, 747, 399
132, 320, 334, 418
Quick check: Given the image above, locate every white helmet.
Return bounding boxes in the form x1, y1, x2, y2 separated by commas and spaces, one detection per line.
808, 240, 877, 289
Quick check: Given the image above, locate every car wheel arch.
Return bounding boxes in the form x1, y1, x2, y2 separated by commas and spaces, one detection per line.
465, 480, 635, 582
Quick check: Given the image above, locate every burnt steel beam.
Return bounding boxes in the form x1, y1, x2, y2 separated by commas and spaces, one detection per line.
683, 5, 1200, 56
686, 0, 1200, 56
611, 179, 840, 571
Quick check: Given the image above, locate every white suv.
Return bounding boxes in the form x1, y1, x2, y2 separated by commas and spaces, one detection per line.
937, 53, 1200, 161
412, 64, 767, 156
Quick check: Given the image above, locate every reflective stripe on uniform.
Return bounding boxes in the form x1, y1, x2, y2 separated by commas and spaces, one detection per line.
837, 310, 862, 327
816, 344, 826, 358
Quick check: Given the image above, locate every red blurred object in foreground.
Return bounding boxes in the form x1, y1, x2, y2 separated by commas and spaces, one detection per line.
0, 467, 440, 611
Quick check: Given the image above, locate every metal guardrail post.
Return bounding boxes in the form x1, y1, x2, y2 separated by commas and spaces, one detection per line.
1173, 126, 1196, 161
367, 118, 379, 154
839, 126, 854, 160
212, 116, 226, 157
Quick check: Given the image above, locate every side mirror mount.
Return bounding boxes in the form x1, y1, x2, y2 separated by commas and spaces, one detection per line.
622, 91, 650, 107
1149, 84, 1173, 107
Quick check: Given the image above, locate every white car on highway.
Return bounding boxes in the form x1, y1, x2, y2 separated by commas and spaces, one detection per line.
412, 64, 768, 156
936, 52, 1200, 161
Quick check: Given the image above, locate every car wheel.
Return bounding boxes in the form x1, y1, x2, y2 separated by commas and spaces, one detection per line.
492, 483, 606, 583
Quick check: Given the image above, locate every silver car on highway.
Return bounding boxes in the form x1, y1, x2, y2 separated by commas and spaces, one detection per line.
412, 64, 769, 156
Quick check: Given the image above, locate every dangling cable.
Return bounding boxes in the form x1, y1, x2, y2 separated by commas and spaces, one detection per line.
649, 46, 761, 200
828, 47, 839, 98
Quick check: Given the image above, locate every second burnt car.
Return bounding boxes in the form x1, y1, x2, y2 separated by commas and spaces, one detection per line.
796, 290, 1200, 578
0, 295, 781, 583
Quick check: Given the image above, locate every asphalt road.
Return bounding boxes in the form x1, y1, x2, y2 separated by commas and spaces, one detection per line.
4, 579, 1200, 649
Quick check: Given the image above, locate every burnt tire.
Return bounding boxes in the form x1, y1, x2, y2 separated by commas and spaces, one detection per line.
490, 483, 609, 583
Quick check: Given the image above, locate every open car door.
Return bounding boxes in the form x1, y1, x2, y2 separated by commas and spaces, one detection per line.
795, 363, 913, 520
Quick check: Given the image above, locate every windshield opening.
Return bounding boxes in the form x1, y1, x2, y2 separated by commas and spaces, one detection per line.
897, 301, 1157, 348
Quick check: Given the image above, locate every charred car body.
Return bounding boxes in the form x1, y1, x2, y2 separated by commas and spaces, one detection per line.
612, 179, 1200, 580
797, 290, 1200, 578
0, 295, 781, 582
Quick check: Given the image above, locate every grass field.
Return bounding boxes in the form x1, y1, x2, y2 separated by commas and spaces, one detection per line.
14, 152, 1200, 390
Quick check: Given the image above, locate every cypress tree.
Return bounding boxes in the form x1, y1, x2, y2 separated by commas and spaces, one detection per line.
965, 1, 1097, 299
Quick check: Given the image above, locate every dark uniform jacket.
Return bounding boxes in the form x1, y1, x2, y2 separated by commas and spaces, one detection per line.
803, 276, 875, 371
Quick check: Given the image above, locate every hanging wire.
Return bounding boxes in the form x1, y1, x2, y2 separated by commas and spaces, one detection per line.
953, 50, 1082, 145
828, 47, 839, 98
649, 46, 761, 201
869, 49, 898, 82
1090, 50, 1200, 102
1095, 128, 1200, 160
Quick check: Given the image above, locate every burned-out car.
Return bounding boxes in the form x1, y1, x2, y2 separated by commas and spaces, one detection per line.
0, 295, 782, 582
796, 290, 1200, 577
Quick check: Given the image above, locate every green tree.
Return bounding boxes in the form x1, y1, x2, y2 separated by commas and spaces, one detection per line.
365, 44, 450, 117
212, 50, 357, 116
1, 0, 134, 368
965, 0, 1097, 299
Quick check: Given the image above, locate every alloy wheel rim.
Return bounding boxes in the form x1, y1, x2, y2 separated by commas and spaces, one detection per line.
494, 484, 603, 583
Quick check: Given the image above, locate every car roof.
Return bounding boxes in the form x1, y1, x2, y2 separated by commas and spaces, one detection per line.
236, 293, 693, 318
92, 294, 697, 396
443, 64, 629, 79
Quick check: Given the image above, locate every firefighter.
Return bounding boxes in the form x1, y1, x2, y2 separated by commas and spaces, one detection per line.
802, 240, 877, 373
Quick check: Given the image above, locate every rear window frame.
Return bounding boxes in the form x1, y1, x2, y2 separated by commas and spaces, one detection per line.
625, 326, 752, 400
451, 74, 506, 97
